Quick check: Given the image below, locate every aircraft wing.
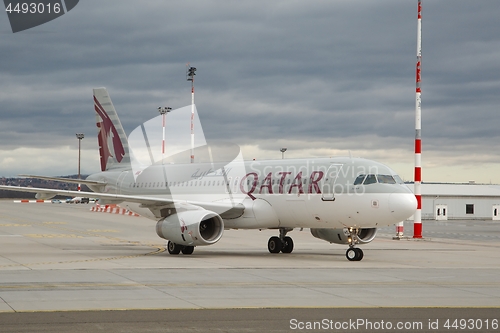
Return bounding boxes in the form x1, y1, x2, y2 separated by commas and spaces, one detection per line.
0, 185, 245, 219
17, 175, 107, 186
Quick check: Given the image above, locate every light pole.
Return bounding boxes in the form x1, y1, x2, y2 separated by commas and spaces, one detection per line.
187, 65, 196, 163
158, 106, 172, 163
280, 148, 287, 159
76, 133, 84, 191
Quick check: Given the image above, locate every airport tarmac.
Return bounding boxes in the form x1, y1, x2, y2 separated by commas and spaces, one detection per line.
0, 200, 499, 315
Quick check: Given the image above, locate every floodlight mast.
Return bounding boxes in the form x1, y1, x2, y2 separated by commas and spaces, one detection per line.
76, 133, 84, 191
280, 148, 287, 159
187, 65, 197, 163
158, 106, 172, 164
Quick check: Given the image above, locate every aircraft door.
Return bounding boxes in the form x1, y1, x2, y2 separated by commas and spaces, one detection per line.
321, 164, 342, 201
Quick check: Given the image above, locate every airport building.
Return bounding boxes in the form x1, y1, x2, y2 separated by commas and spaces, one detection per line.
411, 183, 500, 220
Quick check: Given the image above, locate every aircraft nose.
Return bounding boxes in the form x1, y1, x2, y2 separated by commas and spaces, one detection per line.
389, 192, 417, 222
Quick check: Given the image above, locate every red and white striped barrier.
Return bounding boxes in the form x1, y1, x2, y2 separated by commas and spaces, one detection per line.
90, 204, 140, 217
13, 200, 51, 203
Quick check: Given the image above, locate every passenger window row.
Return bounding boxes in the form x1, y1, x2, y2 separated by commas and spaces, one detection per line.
129, 180, 228, 188
353, 174, 403, 185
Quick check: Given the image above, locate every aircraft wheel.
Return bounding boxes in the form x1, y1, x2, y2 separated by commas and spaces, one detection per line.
182, 246, 195, 255
346, 248, 357, 261
346, 248, 363, 261
167, 241, 181, 255
268, 236, 282, 253
281, 236, 294, 253
355, 248, 364, 261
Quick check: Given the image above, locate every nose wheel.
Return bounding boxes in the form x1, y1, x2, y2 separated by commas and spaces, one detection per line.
268, 228, 294, 254
345, 247, 363, 261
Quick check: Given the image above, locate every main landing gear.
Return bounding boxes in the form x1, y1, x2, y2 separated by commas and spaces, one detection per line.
345, 228, 364, 261
268, 228, 294, 254
167, 241, 195, 255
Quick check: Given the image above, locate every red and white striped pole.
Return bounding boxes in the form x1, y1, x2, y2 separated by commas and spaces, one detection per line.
413, 0, 423, 238
158, 107, 171, 163
395, 221, 404, 238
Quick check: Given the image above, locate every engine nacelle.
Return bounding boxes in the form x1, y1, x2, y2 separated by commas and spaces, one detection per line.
310, 228, 377, 245
155, 210, 224, 246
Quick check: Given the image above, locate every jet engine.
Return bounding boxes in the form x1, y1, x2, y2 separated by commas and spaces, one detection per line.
310, 228, 377, 245
155, 210, 224, 246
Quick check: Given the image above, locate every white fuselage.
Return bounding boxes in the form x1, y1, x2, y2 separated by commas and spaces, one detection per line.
87, 157, 417, 230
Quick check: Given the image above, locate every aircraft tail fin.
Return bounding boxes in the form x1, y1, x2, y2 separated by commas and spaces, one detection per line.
93, 88, 131, 171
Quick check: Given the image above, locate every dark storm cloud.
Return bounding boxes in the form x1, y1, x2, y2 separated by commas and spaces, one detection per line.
0, 0, 499, 179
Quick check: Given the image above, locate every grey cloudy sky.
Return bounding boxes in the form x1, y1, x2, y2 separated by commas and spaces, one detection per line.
1, 0, 499, 183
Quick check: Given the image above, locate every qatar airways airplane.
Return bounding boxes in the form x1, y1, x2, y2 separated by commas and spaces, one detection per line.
0, 88, 416, 261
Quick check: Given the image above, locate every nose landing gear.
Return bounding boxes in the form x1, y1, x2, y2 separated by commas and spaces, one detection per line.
345, 228, 364, 261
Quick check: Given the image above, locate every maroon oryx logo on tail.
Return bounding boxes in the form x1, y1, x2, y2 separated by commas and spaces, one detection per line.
94, 96, 125, 171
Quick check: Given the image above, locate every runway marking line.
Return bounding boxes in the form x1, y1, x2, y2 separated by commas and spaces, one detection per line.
0, 224, 31, 227
0, 245, 165, 268
86, 229, 119, 233
24, 234, 83, 238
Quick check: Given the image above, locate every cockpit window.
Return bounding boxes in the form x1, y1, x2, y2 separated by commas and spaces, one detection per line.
354, 174, 366, 185
355, 174, 404, 185
393, 175, 404, 184
364, 174, 377, 185
377, 175, 396, 184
